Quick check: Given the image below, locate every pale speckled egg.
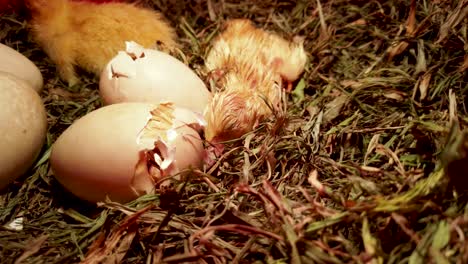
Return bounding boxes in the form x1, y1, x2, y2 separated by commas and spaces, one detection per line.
0, 43, 43, 92
99, 41, 211, 114
50, 102, 206, 203
0, 72, 48, 189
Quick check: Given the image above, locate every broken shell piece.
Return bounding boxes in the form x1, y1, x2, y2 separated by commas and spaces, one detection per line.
99, 41, 212, 114
50, 102, 205, 203
125, 40, 147, 58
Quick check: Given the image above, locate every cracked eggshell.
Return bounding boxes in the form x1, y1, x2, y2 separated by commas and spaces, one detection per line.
0, 43, 43, 92
0, 72, 47, 189
99, 41, 211, 114
50, 102, 205, 203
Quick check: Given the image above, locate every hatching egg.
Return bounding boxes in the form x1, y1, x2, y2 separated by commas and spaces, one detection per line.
0, 43, 43, 92
0, 72, 47, 189
50, 102, 205, 203
99, 41, 211, 113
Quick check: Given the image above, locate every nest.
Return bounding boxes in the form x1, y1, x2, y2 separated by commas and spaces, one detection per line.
1, 0, 467, 263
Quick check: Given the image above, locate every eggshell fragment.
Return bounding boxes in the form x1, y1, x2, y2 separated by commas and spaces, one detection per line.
99, 41, 211, 113
0, 43, 43, 92
50, 102, 205, 203
0, 72, 47, 189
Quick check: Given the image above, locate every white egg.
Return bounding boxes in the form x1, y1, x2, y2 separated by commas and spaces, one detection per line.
0, 72, 47, 189
50, 102, 206, 203
99, 41, 211, 113
0, 43, 44, 92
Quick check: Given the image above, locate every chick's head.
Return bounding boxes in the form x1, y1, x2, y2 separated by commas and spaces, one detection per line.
204, 78, 281, 143
204, 90, 255, 143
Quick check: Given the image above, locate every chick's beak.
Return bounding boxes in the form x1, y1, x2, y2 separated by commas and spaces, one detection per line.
203, 126, 216, 142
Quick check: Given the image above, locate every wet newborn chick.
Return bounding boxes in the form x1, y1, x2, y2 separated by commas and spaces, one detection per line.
26, 0, 178, 86
203, 18, 306, 143
204, 56, 282, 142
205, 19, 307, 92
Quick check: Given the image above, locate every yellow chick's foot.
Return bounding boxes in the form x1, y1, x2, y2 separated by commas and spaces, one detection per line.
286, 81, 293, 93
65, 76, 80, 87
